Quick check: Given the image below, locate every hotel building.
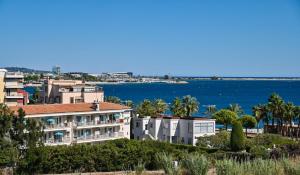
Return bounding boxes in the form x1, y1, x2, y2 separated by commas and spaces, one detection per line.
133, 116, 215, 146
10, 102, 131, 146
41, 79, 104, 104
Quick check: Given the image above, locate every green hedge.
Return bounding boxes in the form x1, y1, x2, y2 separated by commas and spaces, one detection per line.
20, 139, 213, 174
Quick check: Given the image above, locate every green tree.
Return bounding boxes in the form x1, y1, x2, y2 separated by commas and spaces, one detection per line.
105, 96, 122, 104
268, 93, 285, 127
227, 103, 244, 116
136, 99, 156, 117
230, 121, 245, 151
153, 99, 168, 116
283, 102, 296, 127
205, 105, 217, 117
123, 100, 134, 108
213, 109, 238, 130
295, 106, 300, 128
239, 115, 257, 136
0, 104, 17, 167
182, 95, 199, 117
170, 97, 185, 117
252, 104, 269, 134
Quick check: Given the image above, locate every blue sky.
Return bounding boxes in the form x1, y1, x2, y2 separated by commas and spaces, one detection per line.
0, 0, 300, 76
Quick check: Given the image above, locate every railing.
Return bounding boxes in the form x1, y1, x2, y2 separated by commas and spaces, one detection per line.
76, 120, 123, 127
44, 137, 71, 145
5, 93, 24, 98
5, 82, 23, 88
76, 132, 124, 141
44, 123, 70, 130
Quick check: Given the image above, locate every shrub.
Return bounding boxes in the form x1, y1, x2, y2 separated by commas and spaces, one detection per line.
230, 121, 245, 151
197, 131, 230, 150
181, 154, 209, 175
249, 145, 269, 159
155, 152, 180, 175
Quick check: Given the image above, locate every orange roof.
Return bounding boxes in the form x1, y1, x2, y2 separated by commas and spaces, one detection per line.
9, 102, 131, 116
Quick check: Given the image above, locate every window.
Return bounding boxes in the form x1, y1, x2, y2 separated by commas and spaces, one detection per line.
150, 123, 153, 128
188, 123, 192, 133
188, 138, 192, 144
136, 122, 140, 128
194, 123, 214, 133
145, 124, 148, 130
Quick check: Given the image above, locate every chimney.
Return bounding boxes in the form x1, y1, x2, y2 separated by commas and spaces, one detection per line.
94, 100, 100, 111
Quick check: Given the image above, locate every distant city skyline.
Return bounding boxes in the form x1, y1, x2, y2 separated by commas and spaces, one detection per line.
1, 0, 300, 76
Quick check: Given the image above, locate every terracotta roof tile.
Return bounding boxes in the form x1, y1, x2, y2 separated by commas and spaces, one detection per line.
9, 102, 130, 116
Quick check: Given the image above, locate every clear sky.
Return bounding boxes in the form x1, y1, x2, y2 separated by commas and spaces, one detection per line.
0, 0, 300, 76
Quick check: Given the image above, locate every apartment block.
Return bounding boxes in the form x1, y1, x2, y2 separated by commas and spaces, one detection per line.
42, 79, 104, 104
10, 102, 132, 146
133, 116, 215, 146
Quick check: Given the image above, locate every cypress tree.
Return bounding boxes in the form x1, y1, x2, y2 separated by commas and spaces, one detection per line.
230, 121, 245, 151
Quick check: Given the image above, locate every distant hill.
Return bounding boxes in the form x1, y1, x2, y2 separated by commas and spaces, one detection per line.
3, 67, 51, 74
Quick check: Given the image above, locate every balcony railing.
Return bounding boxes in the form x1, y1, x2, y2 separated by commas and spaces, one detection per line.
76, 120, 123, 127
5, 82, 24, 89
44, 137, 71, 145
5, 72, 24, 78
44, 123, 71, 130
76, 132, 124, 141
5, 93, 24, 98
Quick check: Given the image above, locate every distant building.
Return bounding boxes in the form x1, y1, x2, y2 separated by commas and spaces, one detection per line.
52, 65, 61, 75
102, 72, 133, 79
41, 79, 104, 104
0, 69, 28, 106
10, 102, 132, 146
132, 116, 215, 146
0, 69, 6, 103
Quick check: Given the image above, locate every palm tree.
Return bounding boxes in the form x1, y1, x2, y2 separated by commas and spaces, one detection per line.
153, 99, 168, 116
284, 102, 296, 127
136, 99, 155, 117
227, 104, 244, 116
268, 93, 285, 127
205, 105, 217, 117
170, 97, 185, 117
182, 95, 199, 117
295, 106, 300, 128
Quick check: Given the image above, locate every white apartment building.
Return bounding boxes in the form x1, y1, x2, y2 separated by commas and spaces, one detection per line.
133, 116, 215, 146
10, 102, 131, 146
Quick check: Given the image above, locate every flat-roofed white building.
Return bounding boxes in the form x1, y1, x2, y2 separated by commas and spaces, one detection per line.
10, 102, 131, 146
133, 116, 215, 146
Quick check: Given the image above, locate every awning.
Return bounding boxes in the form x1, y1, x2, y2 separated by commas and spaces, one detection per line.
54, 132, 64, 136
47, 118, 55, 124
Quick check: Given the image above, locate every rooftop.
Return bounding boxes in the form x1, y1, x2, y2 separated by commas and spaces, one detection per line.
9, 102, 131, 116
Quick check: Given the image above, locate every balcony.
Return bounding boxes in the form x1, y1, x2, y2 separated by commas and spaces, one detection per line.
76, 120, 123, 128
75, 132, 124, 143
5, 93, 24, 99
5, 82, 24, 89
5, 72, 24, 78
43, 123, 72, 131
44, 137, 71, 146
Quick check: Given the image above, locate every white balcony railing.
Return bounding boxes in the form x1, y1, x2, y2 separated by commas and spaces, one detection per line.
44, 123, 70, 130
44, 137, 71, 145
76, 120, 123, 127
5, 82, 23, 88
5, 93, 24, 98
5, 72, 24, 78
76, 132, 124, 141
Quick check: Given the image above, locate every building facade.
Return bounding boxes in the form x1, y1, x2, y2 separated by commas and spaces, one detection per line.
42, 79, 104, 104
10, 102, 131, 146
133, 116, 215, 146
0, 69, 27, 106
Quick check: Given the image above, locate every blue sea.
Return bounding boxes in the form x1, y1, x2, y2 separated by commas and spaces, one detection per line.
98, 80, 300, 115
25, 80, 300, 116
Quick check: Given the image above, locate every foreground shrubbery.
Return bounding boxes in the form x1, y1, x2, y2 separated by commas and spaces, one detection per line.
21, 139, 212, 174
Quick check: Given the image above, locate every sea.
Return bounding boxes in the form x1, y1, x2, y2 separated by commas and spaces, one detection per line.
98, 80, 300, 115
25, 80, 300, 116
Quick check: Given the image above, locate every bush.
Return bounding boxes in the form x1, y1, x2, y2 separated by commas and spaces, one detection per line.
197, 131, 230, 150
250, 134, 296, 148
230, 121, 245, 151
249, 145, 269, 159
181, 154, 209, 175
155, 152, 180, 175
